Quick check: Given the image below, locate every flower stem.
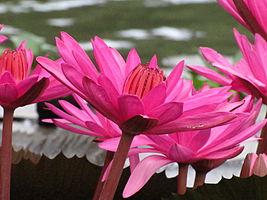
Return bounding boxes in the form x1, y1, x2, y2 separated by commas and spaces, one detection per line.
0, 108, 14, 200
92, 151, 114, 200
257, 112, 267, 154
193, 171, 206, 189
177, 164, 189, 195
98, 132, 134, 200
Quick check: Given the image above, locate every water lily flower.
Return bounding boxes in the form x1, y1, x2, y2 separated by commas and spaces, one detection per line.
240, 153, 267, 177
37, 33, 237, 200
117, 97, 266, 197
188, 29, 267, 154
217, 0, 267, 40
37, 33, 236, 135
0, 24, 7, 44
0, 42, 71, 200
188, 30, 267, 104
0, 42, 70, 109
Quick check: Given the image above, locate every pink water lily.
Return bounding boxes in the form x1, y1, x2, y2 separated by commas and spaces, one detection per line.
37, 32, 238, 200
188, 29, 267, 104
0, 42, 70, 109
217, 0, 267, 40
116, 96, 266, 198
37, 33, 236, 135
0, 24, 7, 44
0, 41, 71, 200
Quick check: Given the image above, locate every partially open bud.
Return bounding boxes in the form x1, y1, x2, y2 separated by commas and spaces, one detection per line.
0, 49, 28, 81
123, 63, 164, 98
240, 153, 267, 178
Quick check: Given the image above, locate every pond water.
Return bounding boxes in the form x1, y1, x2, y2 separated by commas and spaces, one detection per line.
0, 0, 242, 69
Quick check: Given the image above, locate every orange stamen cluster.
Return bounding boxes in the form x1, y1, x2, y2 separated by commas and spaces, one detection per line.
0, 49, 28, 81
123, 63, 164, 98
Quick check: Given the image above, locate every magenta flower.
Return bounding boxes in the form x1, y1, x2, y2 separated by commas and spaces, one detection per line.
115, 97, 266, 197
0, 42, 71, 200
217, 0, 267, 40
0, 24, 7, 44
37, 33, 237, 200
37, 33, 236, 135
0, 42, 70, 109
188, 30, 267, 104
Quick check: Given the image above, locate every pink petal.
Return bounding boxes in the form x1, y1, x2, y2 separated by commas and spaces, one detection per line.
56, 37, 76, 67
142, 83, 167, 112
166, 61, 184, 95
165, 78, 184, 102
168, 143, 195, 163
0, 83, 18, 106
98, 74, 120, 104
200, 47, 236, 78
123, 155, 173, 198
61, 63, 86, 94
208, 119, 267, 152
99, 135, 148, 152
60, 32, 92, 64
118, 94, 144, 121
187, 65, 231, 85
200, 146, 244, 160
146, 135, 175, 152
125, 48, 141, 77
217, 0, 249, 29
92, 36, 124, 91
72, 50, 98, 81
34, 79, 71, 102
72, 94, 99, 122
151, 112, 236, 134
37, 56, 78, 93
82, 77, 120, 123
110, 47, 126, 75
85, 121, 110, 137
52, 119, 95, 136
190, 129, 211, 152
45, 102, 86, 128
58, 100, 88, 120
0, 72, 16, 85
148, 102, 183, 125
12, 78, 49, 107
148, 55, 158, 69
129, 154, 140, 172
16, 75, 39, 96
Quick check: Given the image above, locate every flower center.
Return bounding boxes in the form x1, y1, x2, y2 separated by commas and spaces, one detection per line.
123, 63, 164, 98
0, 49, 28, 81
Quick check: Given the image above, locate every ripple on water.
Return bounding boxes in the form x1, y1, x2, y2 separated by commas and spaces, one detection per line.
0, 0, 216, 14
116, 27, 206, 41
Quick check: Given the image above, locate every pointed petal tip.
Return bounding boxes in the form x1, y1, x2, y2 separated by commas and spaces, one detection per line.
149, 54, 158, 69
